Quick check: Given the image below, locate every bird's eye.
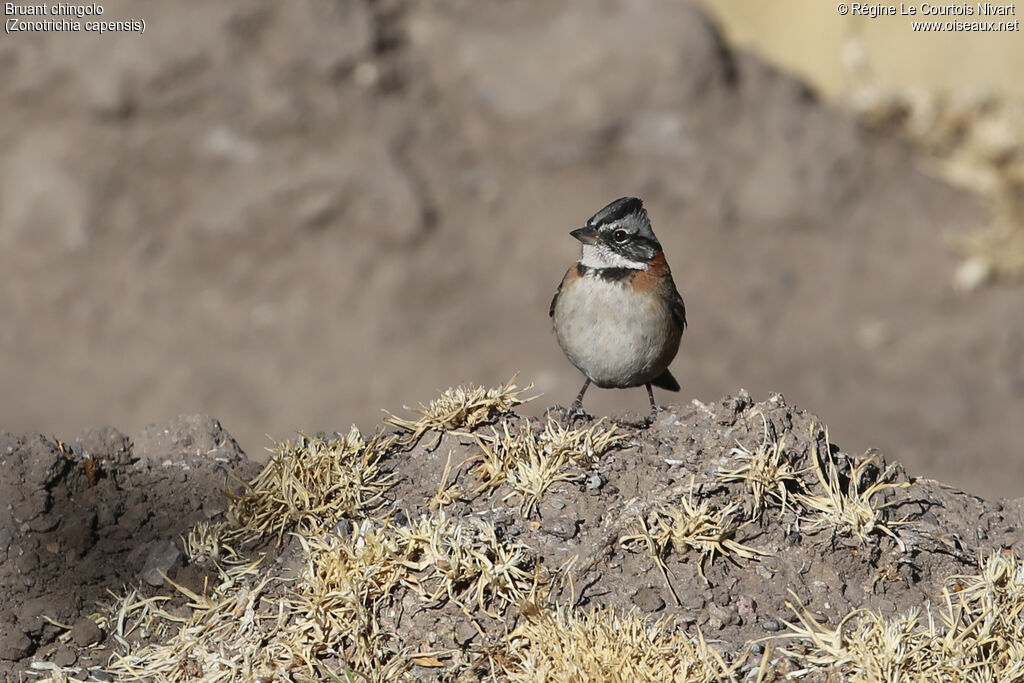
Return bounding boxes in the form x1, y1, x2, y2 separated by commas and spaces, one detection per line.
612, 229, 629, 243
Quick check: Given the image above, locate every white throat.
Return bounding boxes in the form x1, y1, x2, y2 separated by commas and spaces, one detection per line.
579, 243, 648, 270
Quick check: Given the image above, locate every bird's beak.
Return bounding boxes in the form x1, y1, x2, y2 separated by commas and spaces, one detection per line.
570, 225, 599, 245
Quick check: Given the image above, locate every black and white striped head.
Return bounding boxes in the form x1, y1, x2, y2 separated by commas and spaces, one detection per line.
571, 197, 662, 270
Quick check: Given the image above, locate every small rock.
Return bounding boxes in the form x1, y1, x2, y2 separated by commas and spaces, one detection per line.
658, 413, 680, 427
633, 587, 666, 612
543, 518, 579, 541
453, 619, 478, 646
70, 618, 103, 647
585, 473, 605, 491
736, 594, 757, 619
53, 643, 78, 667
140, 540, 183, 586
750, 642, 765, 655
761, 618, 782, 632
706, 603, 738, 630
0, 627, 33, 660
15, 550, 40, 574
17, 596, 54, 636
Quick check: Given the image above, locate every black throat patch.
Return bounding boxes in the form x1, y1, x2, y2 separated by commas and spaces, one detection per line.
576, 263, 636, 282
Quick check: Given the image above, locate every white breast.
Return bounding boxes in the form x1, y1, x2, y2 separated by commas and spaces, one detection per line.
552, 274, 681, 388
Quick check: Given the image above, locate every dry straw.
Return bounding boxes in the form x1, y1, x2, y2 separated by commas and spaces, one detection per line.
469, 417, 623, 516
501, 606, 739, 683
383, 376, 536, 448
226, 426, 394, 545
782, 551, 1024, 680
794, 428, 910, 551
716, 427, 806, 520
620, 486, 768, 601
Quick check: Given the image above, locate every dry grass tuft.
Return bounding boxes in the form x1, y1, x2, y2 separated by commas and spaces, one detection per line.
182, 521, 249, 567
500, 606, 739, 682
396, 512, 547, 615
783, 552, 1024, 681
620, 491, 767, 600
718, 423, 912, 551
100, 511, 548, 681
226, 426, 394, 545
716, 430, 805, 520
795, 429, 909, 550
103, 557, 291, 681
469, 417, 623, 516
291, 525, 414, 673
292, 513, 547, 672
383, 376, 536, 448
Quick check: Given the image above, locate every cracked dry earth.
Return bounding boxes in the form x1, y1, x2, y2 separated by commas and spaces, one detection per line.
4, 388, 1023, 681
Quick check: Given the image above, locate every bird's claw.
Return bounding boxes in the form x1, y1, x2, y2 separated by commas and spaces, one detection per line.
567, 400, 592, 422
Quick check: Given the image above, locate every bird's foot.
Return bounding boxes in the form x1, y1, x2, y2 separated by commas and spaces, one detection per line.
628, 405, 664, 429
646, 403, 667, 425
567, 400, 592, 422
545, 404, 592, 423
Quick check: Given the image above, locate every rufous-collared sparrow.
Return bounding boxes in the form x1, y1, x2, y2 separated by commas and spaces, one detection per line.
550, 197, 686, 421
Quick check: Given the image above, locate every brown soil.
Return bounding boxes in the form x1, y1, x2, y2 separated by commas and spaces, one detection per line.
3, 394, 1022, 680
0, 416, 260, 677
1, 0, 1021, 503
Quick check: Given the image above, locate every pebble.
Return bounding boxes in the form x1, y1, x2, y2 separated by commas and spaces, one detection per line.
454, 619, 478, 646
70, 618, 103, 647
760, 618, 782, 632
736, 594, 757, 618
52, 644, 77, 667
585, 473, 604, 491
0, 629, 32, 660
544, 518, 579, 541
140, 540, 183, 586
706, 603, 738, 630
633, 586, 666, 612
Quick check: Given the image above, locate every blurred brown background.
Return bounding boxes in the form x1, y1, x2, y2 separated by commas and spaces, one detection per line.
1, 0, 1021, 497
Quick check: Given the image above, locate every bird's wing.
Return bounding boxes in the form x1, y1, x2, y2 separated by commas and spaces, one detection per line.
550, 266, 575, 318
664, 279, 687, 330
549, 282, 562, 318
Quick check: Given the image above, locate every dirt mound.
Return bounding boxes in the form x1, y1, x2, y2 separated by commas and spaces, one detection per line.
0, 416, 259, 678
5, 384, 1023, 680
2, 0, 1021, 499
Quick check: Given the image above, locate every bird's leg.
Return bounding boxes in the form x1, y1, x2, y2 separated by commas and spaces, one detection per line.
645, 383, 658, 424
569, 378, 592, 417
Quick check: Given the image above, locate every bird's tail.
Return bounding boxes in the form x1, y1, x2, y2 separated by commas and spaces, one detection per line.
651, 369, 679, 392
